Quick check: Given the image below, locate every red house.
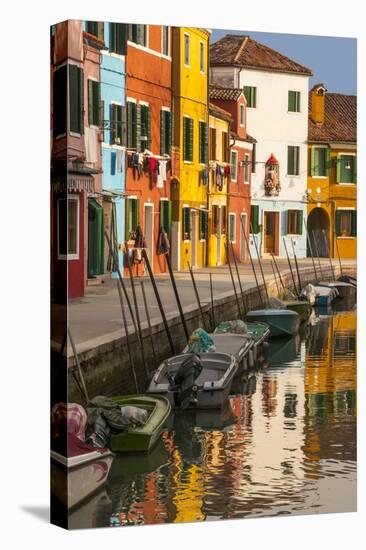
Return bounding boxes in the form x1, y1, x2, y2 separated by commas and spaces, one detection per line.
124, 25, 173, 275
209, 86, 256, 262
51, 20, 103, 300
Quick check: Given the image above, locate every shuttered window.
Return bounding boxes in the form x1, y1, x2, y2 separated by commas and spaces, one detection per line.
250, 205, 259, 234
336, 155, 356, 184
230, 151, 238, 182
222, 131, 229, 162
53, 65, 67, 136
199, 121, 208, 164
287, 209, 303, 234
288, 90, 301, 112
140, 104, 151, 152
335, 210, 356, 237
229, 213, 236, 243
127, 101, 137, 149
310, 147, 330, 177
200, 42, 205, 73
110, 104, 126, 146
160, 200, 172, 238
184, 33, 190, 66
199, 210, 208, 240
129, 24, 147, 47
182, 207, 191, 240
160, 109, 172, 156
287, 145, 300, 176
110, 151, 117, 175
162, 26, 170, 56
69, 64, 84, 134
85, 21, 104, 40
209, 127, 217, 160
183, 117, 194, 162
244, 86, 257, 108
88, 79, 100, 126
244, 154, 250, 183
109, 23, 128, 54
125, 198, 140, 239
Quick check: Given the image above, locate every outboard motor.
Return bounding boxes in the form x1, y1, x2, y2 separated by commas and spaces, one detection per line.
168, 353, 203, 409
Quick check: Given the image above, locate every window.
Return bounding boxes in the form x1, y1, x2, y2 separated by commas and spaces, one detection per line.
182, 207, 191, 240
244, 86, 257, 108
209, 127, 217, 160
252, 143, 256, 173
221, 131, 229, 163
184, 33, 190, 66
126, 198, 140, 239
110, 104, 126, 146
229, 213, 236, 243
212, 205, 219, 235
162, 26, 170, 56
53, 65, 67, 136
160, 109, 172, 155
287, 209, 303, 234
199, 209, 208, 240
200, 42, 205, 73
109, 23, 128, 55
335, 210, 356, 237
127, 101, 137, 149
160, 200, 172, 238
311, 147, 329, 177
239, 104, 245, 126
287, 146, 300, 176
85, 21, 104, 40
110, 151, 117, 175
337, 155, 356, 184
230, 151, 238, 182
199, 121, 208, 164
88, 79, 100, 126
244, 153, 250, 183
57, 196, 79, 259
183, 117, 194, 162
69, 64, 84, 134
250, 205, 259, 233
140, 104, 151, 152
129, 24, 148, 47
288, 90, 300, 112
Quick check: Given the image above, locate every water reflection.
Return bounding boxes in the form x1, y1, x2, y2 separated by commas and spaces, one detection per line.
74, 308, 357, 527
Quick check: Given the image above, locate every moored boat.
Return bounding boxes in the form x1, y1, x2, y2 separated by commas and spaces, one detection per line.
147, 352, 237, 409
245, 309, 300, 338
282, 300, 312, 321
108, 395, 171, 453
318, 280, 356, 300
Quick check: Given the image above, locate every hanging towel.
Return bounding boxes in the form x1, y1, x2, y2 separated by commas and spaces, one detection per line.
85, 127, 98, 163
160, 161, 167, 182
150, 157, 157, 172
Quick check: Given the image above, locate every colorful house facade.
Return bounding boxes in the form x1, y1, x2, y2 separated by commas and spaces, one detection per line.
209, 86, 256, 262
207, 103, 231, 266
171, 27, 211, 270
210, 35, 312, 259
51, 20, 103, 300
307, 84, 357, 259
124, 24, 173, 275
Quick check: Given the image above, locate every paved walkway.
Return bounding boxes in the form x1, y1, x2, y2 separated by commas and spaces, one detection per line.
52, 258, 356, 353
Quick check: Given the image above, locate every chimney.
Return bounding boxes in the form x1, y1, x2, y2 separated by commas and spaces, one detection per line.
311, 83, 327, 126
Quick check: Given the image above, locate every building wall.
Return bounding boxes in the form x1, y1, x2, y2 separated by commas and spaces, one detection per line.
100, 24, 126, 274
125, 25, 172, 275
211, 66, 309, 258
172, 27, 210, 270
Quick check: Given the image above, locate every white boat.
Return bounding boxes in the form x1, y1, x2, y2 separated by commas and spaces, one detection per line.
51, 448, 114, 509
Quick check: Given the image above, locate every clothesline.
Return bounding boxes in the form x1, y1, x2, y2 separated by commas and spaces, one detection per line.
126, 148, 171, 161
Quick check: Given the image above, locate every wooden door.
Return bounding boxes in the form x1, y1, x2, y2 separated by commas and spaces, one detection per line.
264, 212, 279, 255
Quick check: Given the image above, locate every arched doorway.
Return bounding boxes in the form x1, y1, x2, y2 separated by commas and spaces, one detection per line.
307, 207, 330, 257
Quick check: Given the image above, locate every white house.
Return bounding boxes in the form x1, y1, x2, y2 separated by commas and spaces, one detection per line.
210, 35, 312, 258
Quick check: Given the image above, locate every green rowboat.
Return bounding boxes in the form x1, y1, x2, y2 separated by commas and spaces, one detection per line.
282, 300, 312, 321
109, 395, 171, 453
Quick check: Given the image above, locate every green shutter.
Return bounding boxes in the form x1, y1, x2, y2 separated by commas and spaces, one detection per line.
296, 210, 303, 235
288, 91, 294, 112
183, 118, 187, 160
352, 156, 357, 183
125, 198, 132, 238
187, 118, 193, 161
250, 205, 259, 234
146, 105, 151, 150
335, 211, 341, 237
79, 68, 84, 134
110, 23, 116, 52
183, 207, 191, 239
135, 103, 141, 152
132, 199, 140, 231
88, 80, 93, 125
351, 211, 357, 236
199, 122, 204, 163
93, 81, 100, 126
310, 146, 316, 176
110, 104, 116, 144
325, 148, 331, 177
166, 110, 172, 155
288, 146, 294, 175
121, 105, 126, 146
117, 23, 128, 55
160, 200, 172, 237
127, 102, 133, 148
160, 109, 166, 155
336, 155, 341, 183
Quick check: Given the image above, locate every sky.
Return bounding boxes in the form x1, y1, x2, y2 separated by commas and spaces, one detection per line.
211, 29, 357, 95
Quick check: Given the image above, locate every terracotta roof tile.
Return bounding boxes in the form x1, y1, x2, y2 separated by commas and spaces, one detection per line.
308, 93, 357, 143
210, 34, 312, 76
209, 86, 244, 101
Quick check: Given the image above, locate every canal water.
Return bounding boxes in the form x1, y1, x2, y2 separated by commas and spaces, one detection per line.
69, 304, 357, 529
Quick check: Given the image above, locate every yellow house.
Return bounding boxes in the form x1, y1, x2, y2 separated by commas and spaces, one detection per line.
171, 27, 211, 270
307, 84, 357, 260
208, 103, 231, 266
